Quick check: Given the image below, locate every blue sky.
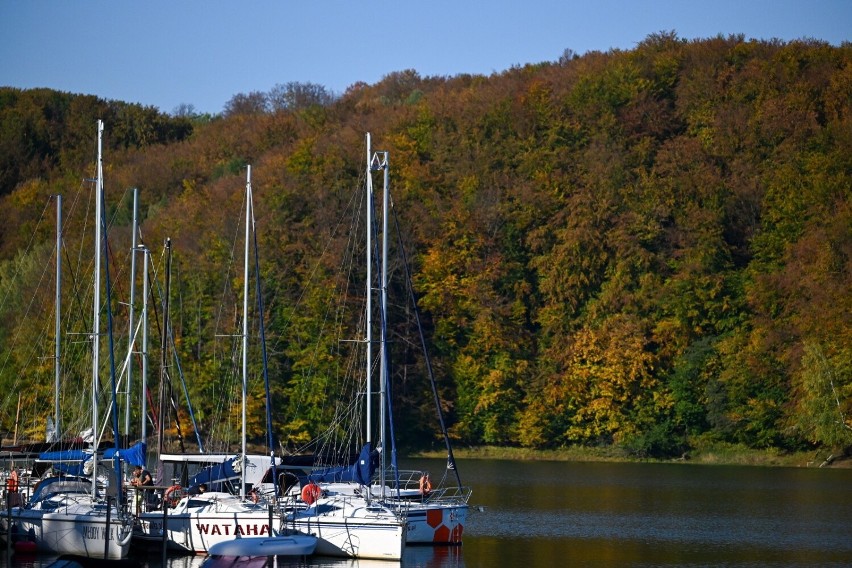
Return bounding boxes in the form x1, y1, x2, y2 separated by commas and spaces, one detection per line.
1, 1, 849, 116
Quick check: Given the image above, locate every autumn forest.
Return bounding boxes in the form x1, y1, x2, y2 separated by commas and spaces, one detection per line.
0, 33, 850, 460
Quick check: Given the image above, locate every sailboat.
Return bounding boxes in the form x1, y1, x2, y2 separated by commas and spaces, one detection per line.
133, 167, 314, 555
291, 135, 471, 545
282, 135, 411, 561
366, 136, 471, 545
1, 120, 134, 559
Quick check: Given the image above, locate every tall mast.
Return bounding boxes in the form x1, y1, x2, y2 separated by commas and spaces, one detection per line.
91, 119, 103, 497
365, 134, 373, 452
241, 165, 251, 499
54, 194, 62, 440
158, 239, 171, 469
126, 188, 138, 439
378, 148, 389, 494
52, 195, 62, 442
141, 246, 149, 444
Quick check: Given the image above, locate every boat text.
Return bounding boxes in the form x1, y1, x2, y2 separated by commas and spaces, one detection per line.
81, 525, 112, 541
196, 524, 270, 536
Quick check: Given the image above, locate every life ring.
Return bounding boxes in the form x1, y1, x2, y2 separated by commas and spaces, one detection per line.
164, 484, 182, 507
7, 470, 19, 493
301, 483, 321, 505
419, 474, 432, 496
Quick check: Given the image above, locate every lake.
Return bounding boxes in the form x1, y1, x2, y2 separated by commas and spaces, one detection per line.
3, 458, 851, 567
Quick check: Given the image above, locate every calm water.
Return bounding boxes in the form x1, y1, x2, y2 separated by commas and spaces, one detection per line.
4, 458, 851, 567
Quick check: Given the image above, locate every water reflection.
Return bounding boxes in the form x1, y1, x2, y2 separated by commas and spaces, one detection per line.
0, 547, 462, 568
142, 547, 461, 568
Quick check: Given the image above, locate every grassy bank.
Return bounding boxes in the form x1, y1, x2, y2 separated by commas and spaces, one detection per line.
412, 441, 848, 468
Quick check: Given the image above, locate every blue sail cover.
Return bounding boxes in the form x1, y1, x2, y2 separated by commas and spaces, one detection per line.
38, 449, 90, 476
307, 443, 376, 485
39, 449, 87, 461
188, 456, 241, 487
103, 442, 147, 467
40, 442, 147, 475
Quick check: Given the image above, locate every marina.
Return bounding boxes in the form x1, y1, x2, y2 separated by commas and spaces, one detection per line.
4, 458, 852, 566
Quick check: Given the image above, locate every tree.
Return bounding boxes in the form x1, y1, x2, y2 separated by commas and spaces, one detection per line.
224, 91, 269, 116
794, 342, 852, 450
268, 82, 335, 112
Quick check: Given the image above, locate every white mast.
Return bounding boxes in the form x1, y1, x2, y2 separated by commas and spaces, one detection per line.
379, 152, 390, 493
91, 119, 104, 497
378, 148, 389, 494
126, 188, 138, 439
141, 246, 149, 444
365, 134, 373, 454
241, 165, 251, 499
54, 194, 62, 440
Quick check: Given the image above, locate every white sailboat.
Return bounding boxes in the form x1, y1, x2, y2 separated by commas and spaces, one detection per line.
308, 134, 470, 546
285, 134, 409, 560
2, 120, 133, 559
371, 137, 470, 545
133, 167, 315, 555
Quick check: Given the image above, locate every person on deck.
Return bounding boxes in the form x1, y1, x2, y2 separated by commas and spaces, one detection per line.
419, 471, 432, 497
130, 465, 154, 512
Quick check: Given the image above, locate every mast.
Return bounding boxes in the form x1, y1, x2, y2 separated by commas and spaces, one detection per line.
126, 188, 138, 440
54, 194, 62, 440
141, 246, 149, 444
240, 165, 251, 499
158, 239, 172, 471
91, 119, 103, 497
365, 134, 373, 455
378, 148, 389, 494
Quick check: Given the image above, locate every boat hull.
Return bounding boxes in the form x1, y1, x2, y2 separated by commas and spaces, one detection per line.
3, 507, 132, 559
288, 493, 406, 560
404, 503, 467, 544
291, 517, 405, 560
134, 510, 276, 554
133, 494, 278, 554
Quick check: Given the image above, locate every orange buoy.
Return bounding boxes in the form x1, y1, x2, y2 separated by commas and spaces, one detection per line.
7, 470, 19, 493
301, 482, 321, 505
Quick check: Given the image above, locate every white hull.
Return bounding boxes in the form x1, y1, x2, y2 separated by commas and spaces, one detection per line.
293, 517, 405, 560
289, 495, 406, 560
4, 505, 132, 559
404, 502, 467, 544
330, 479, 471, 545
133, 492, 278, 553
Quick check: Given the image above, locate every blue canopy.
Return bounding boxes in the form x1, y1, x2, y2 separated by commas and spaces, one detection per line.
39, 442, 147, 475
188, 456, 241, 487
307, 444, 377, 485
38, 449, 90, 476
103, 442, 147, 467
39, 449, 88, 461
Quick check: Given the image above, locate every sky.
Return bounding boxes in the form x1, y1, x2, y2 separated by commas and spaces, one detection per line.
1, 1, 850, 116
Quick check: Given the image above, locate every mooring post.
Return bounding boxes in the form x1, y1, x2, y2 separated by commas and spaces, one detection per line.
104, 496, 112, 558
161, 497, 168, 565
5, 496, 12, 561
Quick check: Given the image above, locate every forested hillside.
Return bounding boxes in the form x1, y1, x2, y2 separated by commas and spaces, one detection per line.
1, 33, 849, 459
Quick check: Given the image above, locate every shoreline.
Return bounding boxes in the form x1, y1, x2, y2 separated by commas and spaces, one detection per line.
411, 444, 852, 469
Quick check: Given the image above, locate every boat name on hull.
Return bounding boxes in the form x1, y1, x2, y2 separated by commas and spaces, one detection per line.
196, 523, 270, 536
82, 525, 114, 541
